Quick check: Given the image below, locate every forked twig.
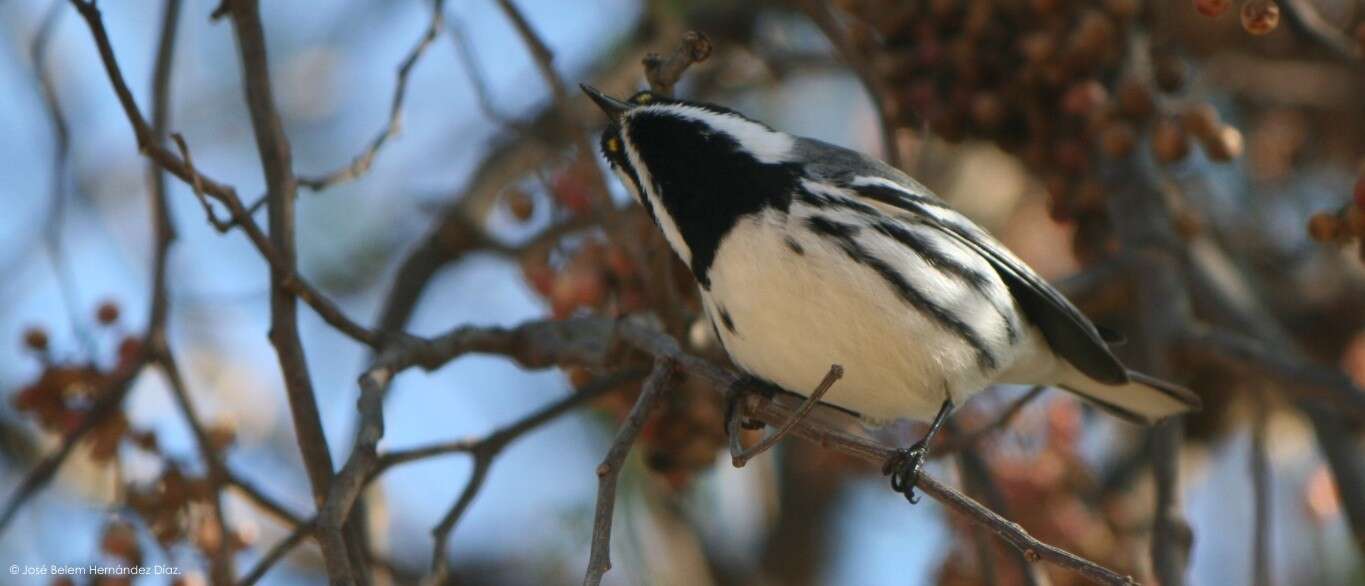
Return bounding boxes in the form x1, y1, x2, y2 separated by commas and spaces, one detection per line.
643, 31, 712, 96
728, 364, 843, 468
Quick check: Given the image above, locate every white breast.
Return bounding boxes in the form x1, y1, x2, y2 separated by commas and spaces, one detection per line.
702, 204, 1042, 424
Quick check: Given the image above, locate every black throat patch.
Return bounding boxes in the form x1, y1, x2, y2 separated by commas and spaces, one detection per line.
625, 111, 799, 288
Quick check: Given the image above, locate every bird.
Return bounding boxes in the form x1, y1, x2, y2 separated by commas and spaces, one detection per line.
580, 84, 1201, 503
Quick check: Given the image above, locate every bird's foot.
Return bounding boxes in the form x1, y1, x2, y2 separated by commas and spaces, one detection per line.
724, 375, 774, 434
883, 441, 930, 504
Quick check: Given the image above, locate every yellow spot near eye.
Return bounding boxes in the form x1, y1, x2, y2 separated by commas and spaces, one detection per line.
606, 137, 620, 152
634, 93, 652, 104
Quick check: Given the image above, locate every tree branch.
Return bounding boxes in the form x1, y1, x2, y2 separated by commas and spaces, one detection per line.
642, 31, 712, 96
583, 358, 678, 586
295, 0, 446, 191
68, 0, 385, 349
222, 0, 351, 580
362, 314, 1135, 585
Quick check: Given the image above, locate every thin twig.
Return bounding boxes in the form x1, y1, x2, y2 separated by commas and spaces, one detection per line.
424, 458, 489, 584
237, 371, 641, 585
448, 15, 522, 127
296, 0, 447, 191
1178, 328, 1365, 423
582, 358, 678, 586
1251, 387, 1273, 586
1280, 0, 1364, 64
935, 385, 1046, 459
67, 0, 386, 349
728, 364, 842, 468
237, 517, 316, 586
643, 31, 712, 96
1149, 420, 1190, 586
796, 0, 902, 168
32, 0, 97, 358
492, 0, 615, 212
950, 420, 1044, 586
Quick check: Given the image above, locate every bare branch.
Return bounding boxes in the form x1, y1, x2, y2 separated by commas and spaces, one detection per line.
728, 364, 842, 468
934, 385, 1046, 459
795, 0, 902, 168
643, 31, 713, 96
1178, 328, 1365, 423
950, 419, 1045, 586
68, 0, 386, 350
295, 0, 447, 191
448, 15, 522, 127
1251, 388, 1272, 586
583, 358, 678, 586
1280, 0, 1364, 64
364, 314, 1134, 585
237, 517, 315, 586
222, 0, 352, 580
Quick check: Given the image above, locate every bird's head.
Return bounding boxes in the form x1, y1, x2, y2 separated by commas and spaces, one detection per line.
579, 84, 801, 276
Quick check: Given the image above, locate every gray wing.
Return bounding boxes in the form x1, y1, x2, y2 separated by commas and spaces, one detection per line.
796, 138, 1130, 385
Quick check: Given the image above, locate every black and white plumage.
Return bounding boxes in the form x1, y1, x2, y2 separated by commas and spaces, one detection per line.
583, 86, 1200, 431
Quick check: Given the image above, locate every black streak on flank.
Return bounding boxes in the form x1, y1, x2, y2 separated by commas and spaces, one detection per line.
719, 306, 737, 335
871, 220, 1020, 343
804, 215, 999, 371
625, 112, 800, 288
797, 187, 880, 216
785, 237, 805, 255
849, 182, 949, 211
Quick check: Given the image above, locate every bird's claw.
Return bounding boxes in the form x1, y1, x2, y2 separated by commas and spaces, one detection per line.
883, 443, 929, 504
724, 376, 769, 433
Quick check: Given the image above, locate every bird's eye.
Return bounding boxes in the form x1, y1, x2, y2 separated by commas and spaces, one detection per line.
632, 92, 653, 104
606, 136, 621, 153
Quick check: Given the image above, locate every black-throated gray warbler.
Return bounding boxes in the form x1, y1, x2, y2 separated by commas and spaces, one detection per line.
581, 84, 1200, 502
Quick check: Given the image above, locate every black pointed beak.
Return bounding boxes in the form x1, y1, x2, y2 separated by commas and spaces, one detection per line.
580, 84, 632, 123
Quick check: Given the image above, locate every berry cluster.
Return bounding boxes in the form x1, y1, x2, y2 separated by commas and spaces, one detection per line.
14, 300, 140, 459
836, 0, 1246, 262
13, 300, 246, 567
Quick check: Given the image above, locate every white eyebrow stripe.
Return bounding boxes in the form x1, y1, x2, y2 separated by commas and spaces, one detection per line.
631, 104, 796, 164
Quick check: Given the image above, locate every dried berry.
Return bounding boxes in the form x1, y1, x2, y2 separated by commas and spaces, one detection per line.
1062, 80, 1108, 117
1106, 0, 1140, 20
23, 327, 49, 351
1100, 122, 1137, 158
1153, 118, 1191, 164
96, 300, 121, 325
1308, 212, 1341, 242
503, 188, 535, 222
1194, 0, 1231, 18
1204, 126, 1244, 162
1116, 77, 1154, 120
1180, 103, 1221, 141
1241, 0, 1280, 35
101, 520, 141, 561
1153, 53, 1187, 93
970, 92, 1006, 129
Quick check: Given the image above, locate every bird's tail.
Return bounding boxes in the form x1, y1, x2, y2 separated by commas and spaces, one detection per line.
1057, 368, 1201, 424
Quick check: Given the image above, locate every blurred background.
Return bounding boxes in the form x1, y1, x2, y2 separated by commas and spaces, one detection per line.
2, 0, 1365, 584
